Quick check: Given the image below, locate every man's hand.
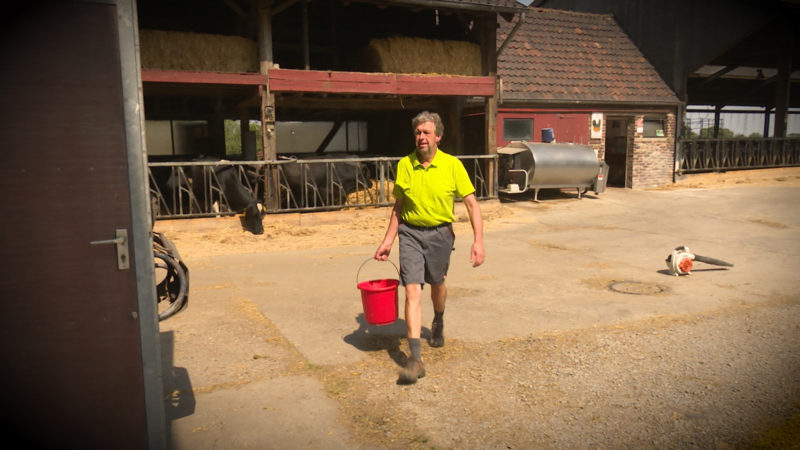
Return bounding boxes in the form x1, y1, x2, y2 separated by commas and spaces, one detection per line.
470, 241, 485, 267
374, 241, 392, 261
462, 193, 484, 268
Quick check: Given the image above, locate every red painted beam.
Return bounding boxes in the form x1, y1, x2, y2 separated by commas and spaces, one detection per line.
140, 68, 496, 97
268, 68, 495, 96
141, 69, 265, 85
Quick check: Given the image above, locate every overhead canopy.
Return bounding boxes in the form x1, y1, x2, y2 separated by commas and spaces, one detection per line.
687, 14, 800, 108
355, 0, 528, 13
535, 0, 800, 109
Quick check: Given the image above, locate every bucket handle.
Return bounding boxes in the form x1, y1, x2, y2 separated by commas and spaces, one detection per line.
356, 258, 399, 287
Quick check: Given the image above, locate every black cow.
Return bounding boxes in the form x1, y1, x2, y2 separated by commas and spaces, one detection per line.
279, 153, 371, 209
149, 158, 264, 235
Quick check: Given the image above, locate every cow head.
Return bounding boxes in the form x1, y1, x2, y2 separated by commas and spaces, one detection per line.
242, 203, 264, 235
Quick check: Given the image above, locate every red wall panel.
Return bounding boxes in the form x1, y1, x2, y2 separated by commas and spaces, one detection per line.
497, 110, 590, 148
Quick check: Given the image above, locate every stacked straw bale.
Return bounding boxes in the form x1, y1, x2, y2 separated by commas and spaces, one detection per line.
361, 37, 482, 75
140, 29, 258, 72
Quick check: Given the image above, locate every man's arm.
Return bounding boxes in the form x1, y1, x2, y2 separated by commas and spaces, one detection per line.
462, 193, 484, 267
375, 197, 403, 260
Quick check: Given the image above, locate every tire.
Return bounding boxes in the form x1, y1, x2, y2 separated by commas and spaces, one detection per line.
154, 250, 188, 321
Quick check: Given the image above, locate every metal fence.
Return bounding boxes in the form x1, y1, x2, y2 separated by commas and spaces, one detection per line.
677, 138, 800, 174
148, 155, 498, 219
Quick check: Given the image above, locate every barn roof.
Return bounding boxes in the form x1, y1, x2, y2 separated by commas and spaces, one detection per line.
360, 0, 528, 13
498, 8, 681, 106
357, 0, 530, 13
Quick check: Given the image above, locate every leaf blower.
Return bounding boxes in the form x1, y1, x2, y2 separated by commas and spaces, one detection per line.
665, 245, 734, 276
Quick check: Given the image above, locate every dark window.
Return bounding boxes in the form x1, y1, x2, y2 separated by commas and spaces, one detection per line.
503, 118, 533, 141
643, 118, 666, 138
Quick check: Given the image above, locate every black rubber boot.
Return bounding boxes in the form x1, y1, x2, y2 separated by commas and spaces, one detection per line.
430, 320, 444, 348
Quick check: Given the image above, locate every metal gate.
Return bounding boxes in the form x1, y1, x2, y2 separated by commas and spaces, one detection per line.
148, 155, 498, 218
677, 137, 800, 173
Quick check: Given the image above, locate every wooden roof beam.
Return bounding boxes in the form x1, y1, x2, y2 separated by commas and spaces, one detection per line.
268, 68, 496, 96
702, 65, 738, 84
272, 0, 300, 16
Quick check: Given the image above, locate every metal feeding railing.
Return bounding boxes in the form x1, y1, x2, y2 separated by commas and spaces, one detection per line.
148, 155, 498, 219
677, 137, 800, 174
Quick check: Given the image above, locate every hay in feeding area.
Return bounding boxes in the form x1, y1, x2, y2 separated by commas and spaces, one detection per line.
139, 29, 258, 72
361, 37, 482, 76
347, 180, 396, 205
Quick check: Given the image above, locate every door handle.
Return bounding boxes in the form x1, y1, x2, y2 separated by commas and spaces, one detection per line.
90, 228, 130, 270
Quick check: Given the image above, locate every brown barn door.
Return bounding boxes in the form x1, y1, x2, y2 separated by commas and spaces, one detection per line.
0, 2, 164, 448
604, 117, 631, 187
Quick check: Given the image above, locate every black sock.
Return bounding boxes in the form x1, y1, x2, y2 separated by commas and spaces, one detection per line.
409, 338, 421, 360
433, 310, 444, 324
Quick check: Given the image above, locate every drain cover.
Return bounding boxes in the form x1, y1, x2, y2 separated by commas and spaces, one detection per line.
608, 281, 668, 295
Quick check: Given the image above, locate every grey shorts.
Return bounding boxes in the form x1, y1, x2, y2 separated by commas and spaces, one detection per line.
398, 222, 455, 286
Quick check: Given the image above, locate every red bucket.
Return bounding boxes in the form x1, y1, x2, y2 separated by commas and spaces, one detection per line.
357, 259, 399, 326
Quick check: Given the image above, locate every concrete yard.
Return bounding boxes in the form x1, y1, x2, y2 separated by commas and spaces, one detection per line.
156, 168, 800, 449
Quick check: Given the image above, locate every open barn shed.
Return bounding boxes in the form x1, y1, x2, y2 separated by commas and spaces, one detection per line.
138, 0, 529, 211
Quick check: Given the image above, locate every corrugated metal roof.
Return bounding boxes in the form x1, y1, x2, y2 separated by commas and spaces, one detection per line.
498, 8, 680, 105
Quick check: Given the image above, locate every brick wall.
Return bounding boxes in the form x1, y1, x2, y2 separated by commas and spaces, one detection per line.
529, 109, 677, 190
630, 113, 676, 189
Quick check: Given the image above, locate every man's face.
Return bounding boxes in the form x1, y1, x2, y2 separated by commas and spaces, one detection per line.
414, 121, 441, 156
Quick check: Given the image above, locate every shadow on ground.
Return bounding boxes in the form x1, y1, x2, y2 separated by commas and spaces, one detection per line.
160, 330, 195, 441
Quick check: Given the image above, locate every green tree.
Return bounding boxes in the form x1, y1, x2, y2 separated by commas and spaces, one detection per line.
682, 122, 698, 139
698, 127, 735, 138
224, 119, 241, 155
224, 120, 264, 157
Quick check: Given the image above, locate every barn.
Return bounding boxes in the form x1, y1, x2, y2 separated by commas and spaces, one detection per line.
489, 7, 682, 189
1, 1, 531, 446
138, 0, 529, 214
537, 0, 800, 177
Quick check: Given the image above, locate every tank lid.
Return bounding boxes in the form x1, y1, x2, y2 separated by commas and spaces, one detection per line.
497, 140, 533, 155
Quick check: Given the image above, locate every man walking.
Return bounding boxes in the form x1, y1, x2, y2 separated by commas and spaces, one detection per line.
375, 111, 484, 384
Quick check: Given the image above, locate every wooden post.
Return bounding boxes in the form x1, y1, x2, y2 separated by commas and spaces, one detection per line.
443, 97, 463, 155
240, 107, 256, 160
302, 0, 310, 70
773, 20, 792, 138
480, 13, 498, 196
258, 0, 279, 209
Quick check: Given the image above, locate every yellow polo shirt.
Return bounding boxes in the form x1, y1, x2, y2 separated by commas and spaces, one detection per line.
393, 149, 476, 226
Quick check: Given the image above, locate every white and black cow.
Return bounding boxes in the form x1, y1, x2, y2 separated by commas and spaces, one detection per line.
150, 158, 264, 235
191, 160, 264, 235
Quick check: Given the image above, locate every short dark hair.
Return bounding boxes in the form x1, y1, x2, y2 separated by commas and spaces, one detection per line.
412, 111, 444, 137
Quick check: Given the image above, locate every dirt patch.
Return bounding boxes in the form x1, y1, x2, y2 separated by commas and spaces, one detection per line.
319, 300, 800, 448
664, 167, 800, 190
157, 202, 518, 258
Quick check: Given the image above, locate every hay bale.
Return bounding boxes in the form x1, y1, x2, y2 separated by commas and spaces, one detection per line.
140, 29, 258, 72
361, 37, 482, 75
